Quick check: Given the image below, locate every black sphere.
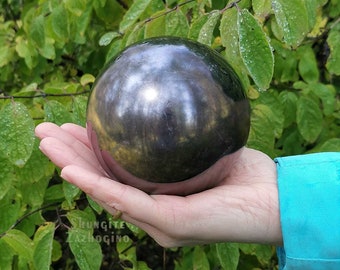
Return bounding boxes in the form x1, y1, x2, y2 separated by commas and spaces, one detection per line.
87, 37, 250, 194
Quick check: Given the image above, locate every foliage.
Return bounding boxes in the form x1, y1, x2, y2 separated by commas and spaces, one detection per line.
0, 0, 339, 269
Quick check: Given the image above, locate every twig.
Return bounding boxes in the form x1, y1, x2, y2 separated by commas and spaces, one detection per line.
0, 90, 90, 100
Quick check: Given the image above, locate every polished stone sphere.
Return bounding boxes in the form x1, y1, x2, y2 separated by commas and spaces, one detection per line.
87, 37, 250, 195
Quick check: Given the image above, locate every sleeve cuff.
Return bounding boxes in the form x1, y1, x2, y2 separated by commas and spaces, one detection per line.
275, 152, 340, 270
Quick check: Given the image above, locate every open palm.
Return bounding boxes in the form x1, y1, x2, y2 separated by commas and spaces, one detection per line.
35, 122, 282, 247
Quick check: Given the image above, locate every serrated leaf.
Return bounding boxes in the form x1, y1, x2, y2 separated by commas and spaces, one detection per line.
272, 0, 309, 47
215, 243, 239, 270
33, 223, 55, 270
119, 0, 153, 33
0, 102, 35, 167
326, 29, 340, 75
197, 11, 220, 46
165, 8, 189, 37
99, 32, 121, 46
29, 15, 45, 48
2, 229, 34, 261
297, 96, 323, 142
44, 100, 73, 125
238, 9, 274, 90
68, 228, 103, 270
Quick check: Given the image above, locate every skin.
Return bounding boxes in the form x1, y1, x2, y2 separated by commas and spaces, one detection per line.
35, 122, 282, 247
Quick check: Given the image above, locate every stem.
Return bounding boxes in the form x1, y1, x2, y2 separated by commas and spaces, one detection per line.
0, 202, 60, 238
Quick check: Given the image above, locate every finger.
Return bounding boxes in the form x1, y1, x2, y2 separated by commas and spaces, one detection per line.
60, 123, 91, 148
60, 164, 167, 223
61, 164, 190, 247
39, 137, 105, 175
35, 122, 61, 139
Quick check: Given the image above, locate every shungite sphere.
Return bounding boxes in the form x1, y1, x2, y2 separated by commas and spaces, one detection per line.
87, 37, 250, 195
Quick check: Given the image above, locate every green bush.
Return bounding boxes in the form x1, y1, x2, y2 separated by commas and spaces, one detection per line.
0, 0, 339, 269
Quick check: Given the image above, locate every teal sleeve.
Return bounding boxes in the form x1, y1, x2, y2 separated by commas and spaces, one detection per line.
275, 152, 340, 270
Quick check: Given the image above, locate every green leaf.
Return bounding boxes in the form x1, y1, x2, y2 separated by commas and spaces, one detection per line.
165, 8, 189, 37
86, 195, 103, 214
52, 240, 62, 262
0, 240, 15, 270
2, 229, 34, 261
50, 5, 69, 42
0, 155, 15, 200
119, 0, 153, 33
252, 0, 272, 19
215, 243, 239, 270
33, 222, 55, 270
220, 7, 244, 72
39, 37, 56, 60
239, 243, 274, 265
309, 83, 336, 116
67, 209, 96, 231
29, 15, 45, 48
314, 138, 340, 152
298, 46, 319, 83
237, 9, 274, 90
68, 228, 103, 270
15, 37, 37, 69
144, 10, 165, 38
99, 31, 121, 46
0, 188, 21, 234
0, 102, 35, 167
80, 73, 95, 86
64, 0, 87, 16
188, 14, 209, 40
326, 29, 340, 75
247, 104, 277, 157
272, 0, 309, 47
63, 181, 80, 207
197, 11, 220, 46
0, 46, 14, 67
296, 95, 323, 143
192, 246, 210, 270
44, 100, 73, 125
279, 90, 298, 127
72, 95, 88, 126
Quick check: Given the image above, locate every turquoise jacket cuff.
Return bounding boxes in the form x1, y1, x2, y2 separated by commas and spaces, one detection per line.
275, 152, 340, 270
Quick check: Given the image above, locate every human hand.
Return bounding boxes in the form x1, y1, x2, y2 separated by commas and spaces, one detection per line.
35, 122, 282, 247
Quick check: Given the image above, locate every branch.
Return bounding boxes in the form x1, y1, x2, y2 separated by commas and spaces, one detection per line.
0, 90, 90, 100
